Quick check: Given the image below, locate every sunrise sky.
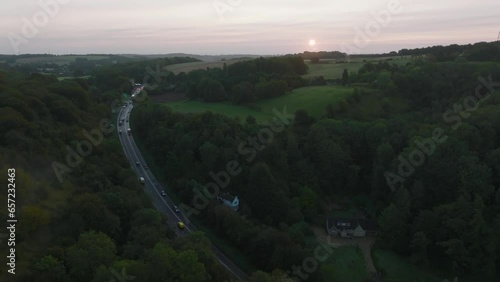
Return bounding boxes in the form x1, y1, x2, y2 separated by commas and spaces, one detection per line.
1, 0, 499, 55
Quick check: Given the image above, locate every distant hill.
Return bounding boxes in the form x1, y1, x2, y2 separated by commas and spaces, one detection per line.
120, 53, 271, 62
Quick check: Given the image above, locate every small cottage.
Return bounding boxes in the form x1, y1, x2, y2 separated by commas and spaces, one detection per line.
217, 193, 239, 212
326, 218, 377, 238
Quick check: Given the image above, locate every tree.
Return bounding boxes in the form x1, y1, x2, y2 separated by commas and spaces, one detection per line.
175, 250, 208, 282
66, 231, 117, 282
174, 232, 230, 281
34, 255, 69, 282
199, 141, 219, 172
342, 68, 349, 86
90, 260, 147, 282
247, 163, 289, 224
411, 231, 429, 265
246, 115, 257, 125
298, 186, 319, 220
198, 78, 226, 102
124, 209, 167, 258
147, 243, 208, 282
249, 271, 275, 282
232, 81, 255, 104
19, 205, 50, 236
255, 79, 288, 99
69, 193, 121, 239
378, 203, 409, 253
146, 243, 177, 281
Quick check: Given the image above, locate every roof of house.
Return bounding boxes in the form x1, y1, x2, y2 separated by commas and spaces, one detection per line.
327, 218, 359, 231
327, 218, 378, 231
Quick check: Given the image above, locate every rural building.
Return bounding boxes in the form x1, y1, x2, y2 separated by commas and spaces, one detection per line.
326, 218, 377, 238
217, 193, 239, 211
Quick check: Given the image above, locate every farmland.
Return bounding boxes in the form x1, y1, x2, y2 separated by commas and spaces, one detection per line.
303, 56, 413, 80
163, 85, 358, 122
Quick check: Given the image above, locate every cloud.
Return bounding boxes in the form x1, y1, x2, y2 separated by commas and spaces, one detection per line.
1, 0, 498, 54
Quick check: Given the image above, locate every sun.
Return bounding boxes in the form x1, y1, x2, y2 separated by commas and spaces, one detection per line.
309, 39, 316, 46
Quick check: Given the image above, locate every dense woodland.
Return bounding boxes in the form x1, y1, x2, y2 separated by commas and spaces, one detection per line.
296, 41, 500, 62
397, 41, 500, 62
1, 41, 500, 281
132, 50, 500, 281
0, 70, 239, 282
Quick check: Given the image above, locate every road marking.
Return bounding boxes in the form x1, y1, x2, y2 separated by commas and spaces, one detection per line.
117, 104, 246, 280
119, 105, 190, 230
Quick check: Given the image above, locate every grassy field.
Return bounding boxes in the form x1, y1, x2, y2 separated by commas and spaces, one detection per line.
320, 246, 368, 282
165, 85, 356, 122
371, 249, 487, 282
303, 235, 368, 282
372, 249, 442, 282
303, 56, 412, 80
57, 75, 91, 81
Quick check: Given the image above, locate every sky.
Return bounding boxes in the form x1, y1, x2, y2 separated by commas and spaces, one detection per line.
1, 0, 499, 55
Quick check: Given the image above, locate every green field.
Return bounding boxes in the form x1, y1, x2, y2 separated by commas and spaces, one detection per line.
165, 86, 356, 122
320, 246, 368, 282
57, 75, 91, 81
372, 249, 441, 282
371, 249, 486, 282
303, 56, 412, 80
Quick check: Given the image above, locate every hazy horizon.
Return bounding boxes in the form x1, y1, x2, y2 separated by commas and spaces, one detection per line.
1, 0, 499, 55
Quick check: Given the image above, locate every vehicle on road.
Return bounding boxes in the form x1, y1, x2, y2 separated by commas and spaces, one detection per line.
135, 161, 140, 166
144, 165, 148, 170
127, 128, 131, 135
138, 177, 145, 184
119, 130, 122, 134
161, 190, 166, 197
177, 222, 185, 229
174, 205, 180, 213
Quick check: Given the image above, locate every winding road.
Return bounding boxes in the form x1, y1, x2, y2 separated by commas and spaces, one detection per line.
116, 98, 249, 281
